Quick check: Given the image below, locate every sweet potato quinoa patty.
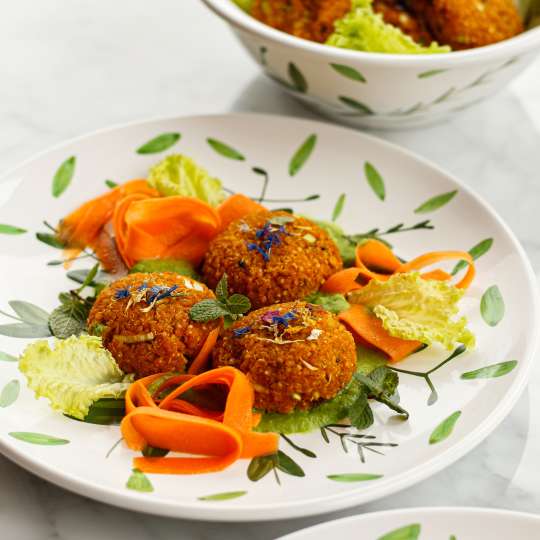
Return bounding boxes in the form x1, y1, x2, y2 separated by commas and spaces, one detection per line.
213, 301, 357, 413
202, 211, 342, 310
87, 272, 221, 378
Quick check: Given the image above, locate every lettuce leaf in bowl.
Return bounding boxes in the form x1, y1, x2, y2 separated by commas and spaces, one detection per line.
148, 154, 225, 206
19, 335, 133, 420
348, 272, 475, 350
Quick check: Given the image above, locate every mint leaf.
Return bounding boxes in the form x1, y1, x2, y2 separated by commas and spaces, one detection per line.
215, 274, 229, 303
226, 294, 251, 315
189, 299, 229, 322
349, 389, 374, 430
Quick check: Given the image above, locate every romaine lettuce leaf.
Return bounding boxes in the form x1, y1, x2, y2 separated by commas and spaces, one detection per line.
147, 154, 225, 206
348, 272, 475, 349
19, 335, 133, 420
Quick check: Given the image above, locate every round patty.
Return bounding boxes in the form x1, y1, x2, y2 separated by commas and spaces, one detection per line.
212, 301, 357, 414
87, 272, 221, 378
202, 211, 342, 309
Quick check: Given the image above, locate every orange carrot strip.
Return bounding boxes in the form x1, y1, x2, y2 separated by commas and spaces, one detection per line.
339, 305, 422, 362
321, 268, 365, 294
356, 239, 402, 274
217, 194, 266, 232
188, 327, 221, 375
398, 251, 475, 289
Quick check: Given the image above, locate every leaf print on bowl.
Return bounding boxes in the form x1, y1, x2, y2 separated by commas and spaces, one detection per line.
364, 162, 386, 201
339, 96, 374, 116
0, 351, 18, 362
288, 62, 308, 93
0, 224, 27, 235
52, 156, 76, 198
418, 69, 447, 79
451, 238, 493, 275
378, 523, 421, 540
327, 473, 382, 482
331, 63, 366, 83
414, 190, 457, 214
198, 491, 247, 501
289, 134, 317, 177
480, 285, 505, 327
0, 380, 20, 408
136, 133, 181, 155
332, 193, 346, 222
207, 138, 245, 161
429, 411, 461, 445
461, 360, 517, 380
9, 432, 70, 445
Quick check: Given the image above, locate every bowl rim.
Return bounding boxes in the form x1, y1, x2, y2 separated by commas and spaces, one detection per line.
203, 0, 540, 66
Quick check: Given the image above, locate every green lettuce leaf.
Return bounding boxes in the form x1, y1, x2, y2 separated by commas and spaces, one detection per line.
348, 272, 475, 350
305, 291, 350, 314
129, 258, 200, 279
19, 335, 133, 420
232, 0, 254, 11
327, 0, 451, 54
310, 219, 357, 266
147, 154, 225, 206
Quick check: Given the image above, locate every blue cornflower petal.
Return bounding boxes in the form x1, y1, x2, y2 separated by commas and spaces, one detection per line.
233, 325, 252, 337
114, 287, 131, 300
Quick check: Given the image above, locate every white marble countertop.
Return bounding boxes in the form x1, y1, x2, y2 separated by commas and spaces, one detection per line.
1, 1, 540, 538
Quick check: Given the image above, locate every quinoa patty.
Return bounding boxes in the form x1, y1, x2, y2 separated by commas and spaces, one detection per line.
212, 301, 357, 413
202, 211, 342, 309
87, 272, 221, 377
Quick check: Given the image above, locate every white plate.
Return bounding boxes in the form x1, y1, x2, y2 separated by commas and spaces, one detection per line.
0, 113, 537, 521
278, 507, 540, 539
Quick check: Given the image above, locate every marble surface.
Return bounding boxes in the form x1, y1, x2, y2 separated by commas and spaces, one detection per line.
1, 1, 540, 538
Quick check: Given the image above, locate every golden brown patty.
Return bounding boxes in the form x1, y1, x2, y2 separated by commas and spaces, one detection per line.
202, 211, 343, 310
213, 301, 357, 413
87, 272, 221, 378
251, 0, 352, 42
409, 0, 523, 49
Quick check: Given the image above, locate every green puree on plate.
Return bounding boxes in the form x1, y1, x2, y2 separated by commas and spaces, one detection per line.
233, 0, 450, 54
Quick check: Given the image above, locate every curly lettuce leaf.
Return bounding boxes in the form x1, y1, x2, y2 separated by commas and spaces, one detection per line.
327, 0, 451, 54
19, 335, 133, 420
147, 154, 225, 206
349, 272, 475, 350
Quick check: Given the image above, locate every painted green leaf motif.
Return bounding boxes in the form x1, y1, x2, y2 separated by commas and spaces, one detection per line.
0, 224, 27, 235
105, 179, 118, 189
330, 63, 366, 82
136, 133, 181, 154
9, 432, 69, 445
198, 491, 247, 501
332, 194, 346, 222
327, 473, 382, 482
449, 536, 457, 540
289, 134, 317, 176
429, 410, 461, 444
36, 232, 65, 249
207, 138, 245, 161
0, 380, 20, 408
365, 162, 386, 201
0, 351, 18, 362
0, 323, 52, 338
288, 62, 308, 93
452, 238, 493, 275
414, 190, 457, 214
276, 450, 305, 477
418, 69, 447, 78
247, 454, 275, 481
378, 523, 421, 540
9, 301, 49, 324
480, 285, 505, 326
126, 468, 154, 492
339, 96, 374, 115
461, 360, 517, 380
52, 156, 76, 198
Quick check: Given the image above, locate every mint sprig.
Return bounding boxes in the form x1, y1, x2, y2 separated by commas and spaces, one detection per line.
189, 274, 251, 322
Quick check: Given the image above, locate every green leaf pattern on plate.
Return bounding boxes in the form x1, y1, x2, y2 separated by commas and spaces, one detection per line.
0, 224, 27, 235
327, 473, 382, 482
332, 194, 346, 222
414, 190, 457, 214
429, 411, 461, 445
378, 523, 421, 540
364, 162, 386, 201
289, 134, 317, 176
0, 379, 20, 408
126, 468, 154, 492
452, 238, 493, 275
198, 491, 247, 501
207, 138, 245, 161
480, 285, 505, 326
461, 360, 517, 380
52, 156, 76, 198
136, 133, 181, 154
0, 351, 18, 362
9, 432, 69, 445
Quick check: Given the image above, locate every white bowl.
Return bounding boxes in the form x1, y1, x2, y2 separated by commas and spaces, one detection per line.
203, 0, 540, 129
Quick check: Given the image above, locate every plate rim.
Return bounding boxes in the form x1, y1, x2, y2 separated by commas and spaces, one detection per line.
0, 112, 538, 522
276, 506, 540, 539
